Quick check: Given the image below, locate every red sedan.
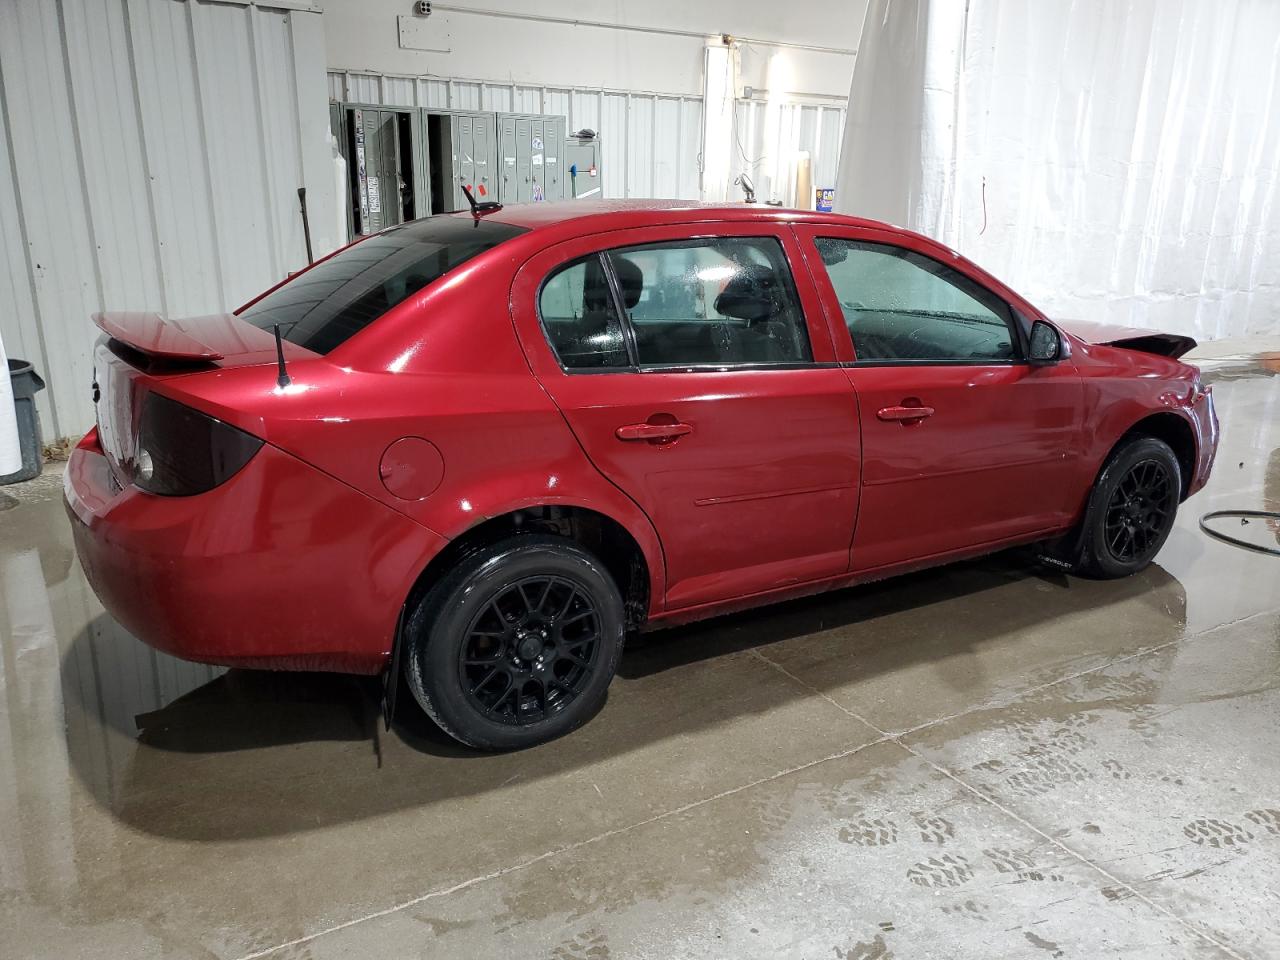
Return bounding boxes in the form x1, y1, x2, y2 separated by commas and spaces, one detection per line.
65, 201, 1218, 749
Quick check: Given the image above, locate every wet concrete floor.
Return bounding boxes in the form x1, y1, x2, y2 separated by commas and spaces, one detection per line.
2, 352, 1279, 959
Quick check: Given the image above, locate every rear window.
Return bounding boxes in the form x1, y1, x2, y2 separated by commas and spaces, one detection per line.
238, 216, 526, 354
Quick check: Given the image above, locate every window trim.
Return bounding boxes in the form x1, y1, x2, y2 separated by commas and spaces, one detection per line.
600, 251, 642, 367
814, 237, 1027, 367
639, 361, 843, 374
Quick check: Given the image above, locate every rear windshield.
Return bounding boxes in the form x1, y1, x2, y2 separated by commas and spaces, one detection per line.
238, 216, 527, 354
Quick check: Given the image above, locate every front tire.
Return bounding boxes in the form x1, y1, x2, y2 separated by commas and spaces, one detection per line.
404, 535, 625, 750
1077, 436, 1182, 578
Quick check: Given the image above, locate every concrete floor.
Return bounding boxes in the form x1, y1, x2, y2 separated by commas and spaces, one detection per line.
2, 351, 1279, 960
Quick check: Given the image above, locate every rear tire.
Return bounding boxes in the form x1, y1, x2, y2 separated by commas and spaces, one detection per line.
1077, 436, 1181, 578
404, 534, 625, 751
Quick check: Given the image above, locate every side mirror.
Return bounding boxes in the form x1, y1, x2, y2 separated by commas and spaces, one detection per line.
1028, 320, 1064, 365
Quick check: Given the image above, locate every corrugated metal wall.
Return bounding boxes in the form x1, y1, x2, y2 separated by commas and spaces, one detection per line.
327, 71, 847, 207
0, 0, 336, 440
330, 70, 706, 203
731, 98, 849, 206
328, 70, 707, 203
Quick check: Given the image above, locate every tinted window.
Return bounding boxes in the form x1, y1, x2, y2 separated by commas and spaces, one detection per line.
239, 217, 526, 354
608, 237, 812, 367
814, 238, 1017, 362
539, 255, 631, 369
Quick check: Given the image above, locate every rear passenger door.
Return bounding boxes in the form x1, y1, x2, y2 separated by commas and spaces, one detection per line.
511, 223, 862, 611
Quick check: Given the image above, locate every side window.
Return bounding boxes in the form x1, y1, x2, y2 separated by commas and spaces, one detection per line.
538, 254, 631, 370
814, 238, 1018, 363
606, 237, 813, 367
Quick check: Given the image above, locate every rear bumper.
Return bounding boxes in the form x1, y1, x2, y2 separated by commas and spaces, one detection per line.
1186, 386, 1219, 497
65, 429, 448, 674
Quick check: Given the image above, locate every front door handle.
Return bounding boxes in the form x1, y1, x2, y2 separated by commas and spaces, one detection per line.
616, 421, 693, 441
877, 404, 935, 423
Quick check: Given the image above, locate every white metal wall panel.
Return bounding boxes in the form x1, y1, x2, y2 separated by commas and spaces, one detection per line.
1, 0, 107, 440
543, 89, 571, 123
482, 86, 512, 113
419, 79, 449, 108
652, 97, 682, 198
349, 73, 382, 104
329, 71, 706, 204
626, 96, 655, 200
381, 75, 416, 106
569, 88, 601, 140
732, 99, 848, 206
0, 0, 335, 439
452, 81, 482, 111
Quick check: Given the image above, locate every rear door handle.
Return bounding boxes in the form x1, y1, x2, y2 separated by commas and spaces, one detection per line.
616, 421, 693, 441
877, 405, 935, 423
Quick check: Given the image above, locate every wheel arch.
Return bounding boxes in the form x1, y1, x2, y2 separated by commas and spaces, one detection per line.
1112, 411, 1197, 500
406, 503, 659, 633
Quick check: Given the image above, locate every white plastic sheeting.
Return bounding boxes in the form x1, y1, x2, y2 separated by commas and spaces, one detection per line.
836, 0, 1280, 340
0, 0, 337, 439
0, 330, 19, 476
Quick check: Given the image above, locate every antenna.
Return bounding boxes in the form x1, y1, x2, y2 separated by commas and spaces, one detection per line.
272, 323, 291, 388
460, 183, 503, 218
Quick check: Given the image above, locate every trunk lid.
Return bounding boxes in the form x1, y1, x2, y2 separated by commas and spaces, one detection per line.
1054, 318, 1197, 359
90, 312, 313, 488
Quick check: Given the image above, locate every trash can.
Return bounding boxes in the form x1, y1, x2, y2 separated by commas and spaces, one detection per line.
0, 359, 46, 485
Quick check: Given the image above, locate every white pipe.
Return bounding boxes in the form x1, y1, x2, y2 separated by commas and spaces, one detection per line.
428, 4, 857, 56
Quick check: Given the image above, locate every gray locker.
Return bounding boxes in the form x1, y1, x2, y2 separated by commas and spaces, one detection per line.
499, 116, 517, 202
364, 109, 397, 233
426, 110, 498, 212
472, 116, 493, 202
497, 113, 567, 203
531, 118, 546, 200
543, 125, 564, 200
515, 117, 531, 202
337, 103, 428, 238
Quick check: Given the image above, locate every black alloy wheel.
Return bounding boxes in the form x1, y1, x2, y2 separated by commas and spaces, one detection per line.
459, 576, 602, 726
1077, 436, 1182, 578
405, 535, 625, 750
1102, 458, 1177, 563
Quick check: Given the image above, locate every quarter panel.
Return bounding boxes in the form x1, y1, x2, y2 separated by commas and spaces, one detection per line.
65, 432, 445, 672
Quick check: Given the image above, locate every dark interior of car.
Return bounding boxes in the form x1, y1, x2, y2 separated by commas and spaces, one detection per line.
844, 307, 1017, 361
542, 250, 814, 368
616, 254, 812, 367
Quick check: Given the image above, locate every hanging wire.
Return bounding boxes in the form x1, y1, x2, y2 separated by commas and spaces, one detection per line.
979, 176, 988, 235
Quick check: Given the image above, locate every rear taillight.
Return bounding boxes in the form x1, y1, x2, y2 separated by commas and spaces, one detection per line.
133, 393, 263, 496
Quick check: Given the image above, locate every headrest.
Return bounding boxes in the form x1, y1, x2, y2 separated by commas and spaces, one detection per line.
581, 257, 612, 311
611, 256, 644, 310
714, 266, 787, 323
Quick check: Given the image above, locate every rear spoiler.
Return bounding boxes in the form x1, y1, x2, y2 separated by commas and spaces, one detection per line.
93, 312, 225, 361
1096, 332, 1197, 360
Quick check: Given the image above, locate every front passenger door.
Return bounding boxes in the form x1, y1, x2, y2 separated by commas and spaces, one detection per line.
797, 227, 1083, 573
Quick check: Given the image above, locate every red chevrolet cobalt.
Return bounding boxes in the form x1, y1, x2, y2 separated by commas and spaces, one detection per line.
66, 201, 1218, 749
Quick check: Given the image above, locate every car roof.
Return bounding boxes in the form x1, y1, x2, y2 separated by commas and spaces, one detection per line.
442, 198, 899, 234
